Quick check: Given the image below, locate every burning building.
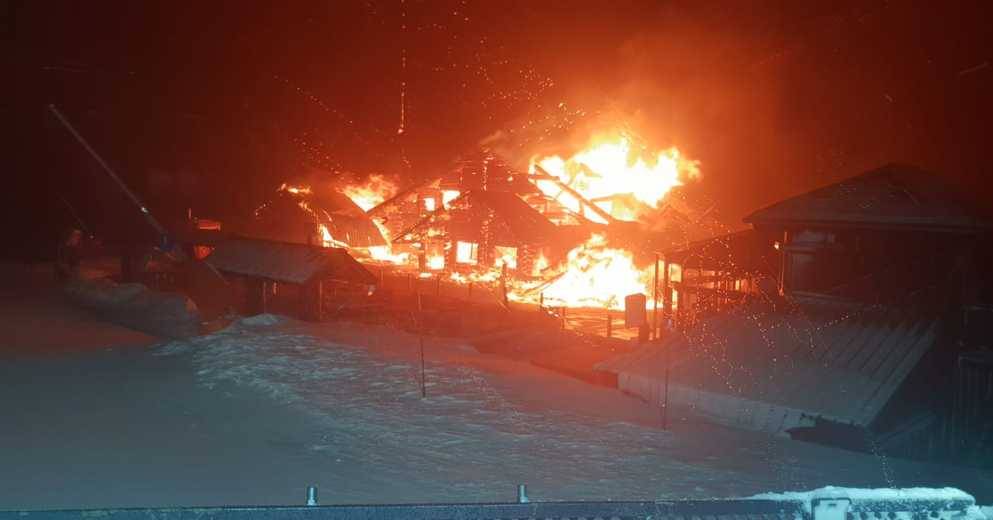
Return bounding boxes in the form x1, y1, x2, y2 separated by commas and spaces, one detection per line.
598, 164, 993, 464
365, 137, 715, 314
232, 182, 388, 251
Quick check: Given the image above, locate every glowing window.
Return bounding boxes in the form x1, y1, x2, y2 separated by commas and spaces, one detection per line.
441, 190, 460, 208
425, 242, 445, 270
456, 241, 479, 265
494, 246, 518, 270
423, 197, 436, 212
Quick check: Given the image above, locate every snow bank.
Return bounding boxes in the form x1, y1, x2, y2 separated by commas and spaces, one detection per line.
65, 278, 199, 338
750, 487, 977, 514
750, 485, 974, 503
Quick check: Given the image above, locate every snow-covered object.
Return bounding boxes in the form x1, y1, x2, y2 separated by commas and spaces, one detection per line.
750, 487, 981, 520
750, 486, 974, 507
65, 277, 200, 338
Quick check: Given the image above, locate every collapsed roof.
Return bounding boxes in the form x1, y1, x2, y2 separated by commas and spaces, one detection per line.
250, 189, 387, 248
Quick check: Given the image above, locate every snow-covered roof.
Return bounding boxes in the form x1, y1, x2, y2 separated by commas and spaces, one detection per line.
206, 237, 376, 285
744, 164, 993, 232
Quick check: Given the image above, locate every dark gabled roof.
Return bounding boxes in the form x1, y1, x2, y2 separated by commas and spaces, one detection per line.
744, 163, 993, 231
206, 237, 376, 285
452, 190, 560, 244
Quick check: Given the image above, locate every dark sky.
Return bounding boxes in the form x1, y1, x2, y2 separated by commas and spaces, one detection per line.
5, 0, 992, 256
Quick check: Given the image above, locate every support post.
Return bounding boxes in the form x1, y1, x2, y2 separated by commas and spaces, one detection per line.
606, 313, 612, 338
662, 338, 670, 430
500, 263, 509, 307
653, 253, 660, 340
417, 292, 426, 399
315, 280, 324, 321
662, 259, 671, 332
419, 335, 427, 398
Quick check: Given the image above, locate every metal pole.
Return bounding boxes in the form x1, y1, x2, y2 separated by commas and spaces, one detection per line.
417, 292, 426, 398
316, 281, 323, 321
58, 196, 92, 237
47, 104, 169, 239
662, 341, 670, 430
662, 259, 671, 331
419, 335, 427, 398
653, 253, 660, 340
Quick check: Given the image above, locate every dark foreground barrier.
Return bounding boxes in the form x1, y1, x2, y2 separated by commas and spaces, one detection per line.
1, 490, 980, 520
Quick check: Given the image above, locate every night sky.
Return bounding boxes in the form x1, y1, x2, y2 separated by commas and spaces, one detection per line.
6, 0, 992, 258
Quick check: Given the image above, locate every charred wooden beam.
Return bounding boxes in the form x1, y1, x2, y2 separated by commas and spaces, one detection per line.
531, 165, 618, 225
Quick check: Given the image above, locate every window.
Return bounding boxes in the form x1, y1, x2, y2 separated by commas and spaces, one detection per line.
456, 241, 479, 265
494, 246, 518, 269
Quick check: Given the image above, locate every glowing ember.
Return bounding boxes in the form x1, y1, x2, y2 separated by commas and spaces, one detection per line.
441, 190, 461, 208
531, 134, 699, 222
533, 233, 652, 311
318, 223, 335, 248
494, 246, 518, 270
450, 270, 501, 284
531, 252, 550, 277
279, 183, 312, 195
427, 254, 445, 270
341, 174, 398, 211
367, 245, 411, 264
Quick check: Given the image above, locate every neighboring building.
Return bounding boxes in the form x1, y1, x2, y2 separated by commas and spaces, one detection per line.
205, 237, 377, 321
599, 164, 993, 465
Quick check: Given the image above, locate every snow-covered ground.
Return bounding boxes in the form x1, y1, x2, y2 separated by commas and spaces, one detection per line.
152, 315, 992, 504
2, 286, 991, 510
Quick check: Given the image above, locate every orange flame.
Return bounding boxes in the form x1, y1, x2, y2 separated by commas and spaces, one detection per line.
514, 233, 653, 311
341, 174, 398, 212
531, 134, 699, 222
427, 254, 445, 271
279, 183, 312, 195
318, 223, 336, 248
